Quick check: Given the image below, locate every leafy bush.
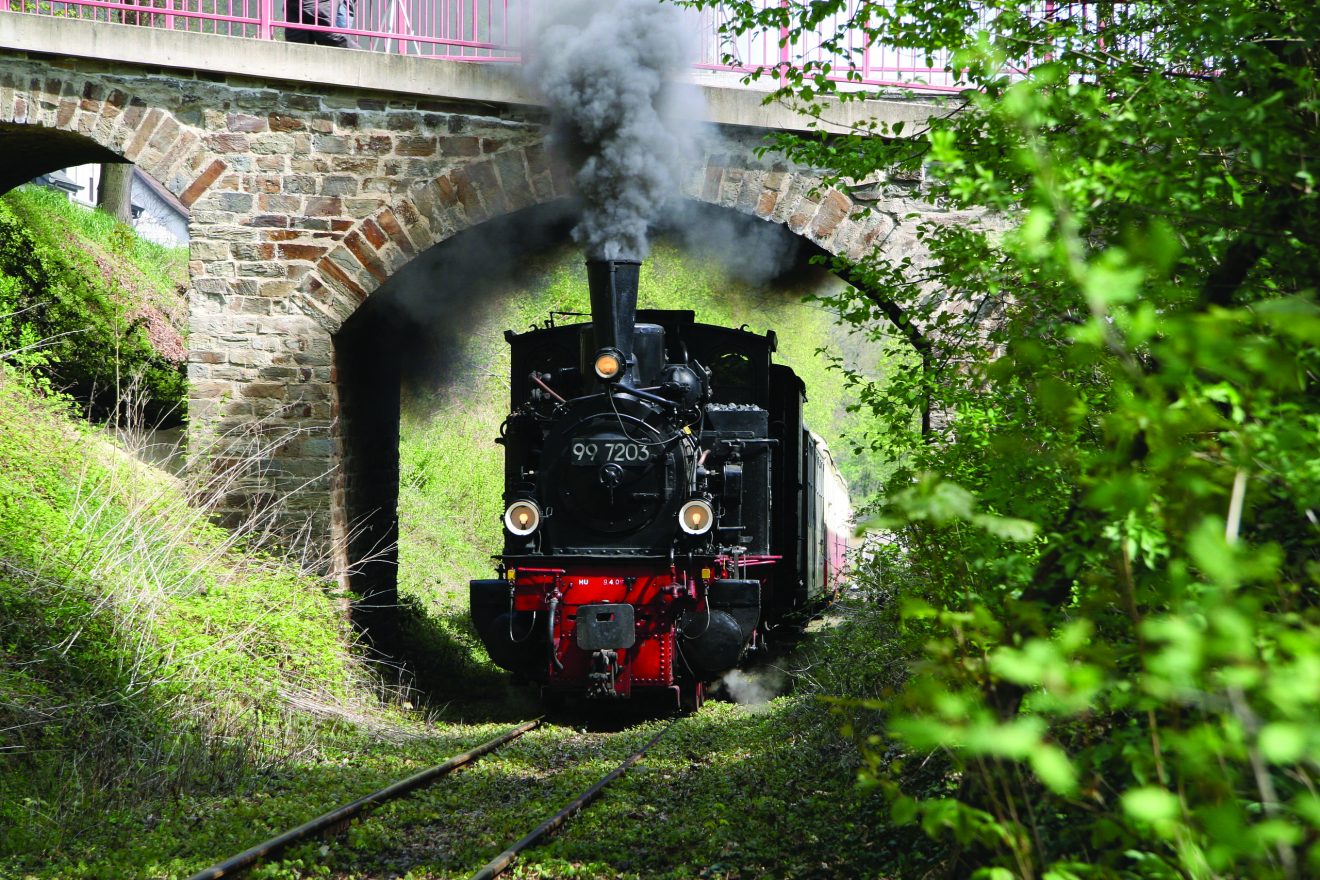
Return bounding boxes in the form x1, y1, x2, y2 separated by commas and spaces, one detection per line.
0, 185, 187, 425
692, 1, 1320, 877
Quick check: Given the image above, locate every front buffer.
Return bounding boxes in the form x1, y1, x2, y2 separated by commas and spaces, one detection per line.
471, 565, 761, 710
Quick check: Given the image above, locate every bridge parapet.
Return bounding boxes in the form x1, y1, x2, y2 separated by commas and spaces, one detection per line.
2, 0, 984, 92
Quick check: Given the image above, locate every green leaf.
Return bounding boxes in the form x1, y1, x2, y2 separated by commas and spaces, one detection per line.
1187, 517, 1237, 587
1258, 723, 1307, 765
1082, 248, 1144, 308
972, 513, 1038, 542
1122, 787, 1180, 824
1030, 745, 1079, 796
962, 717, 1046, 759
891, 795, 918, 826
1253, 296, 1320, 343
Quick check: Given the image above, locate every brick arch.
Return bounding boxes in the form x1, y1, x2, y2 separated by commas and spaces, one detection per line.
289, 147, 564, 333
288, 150, 898, 335
0, 70, 222, 210
688, 159, 900, 266
309, 151, 918, 609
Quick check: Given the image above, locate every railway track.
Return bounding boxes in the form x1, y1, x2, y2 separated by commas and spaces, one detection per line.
184, 717, 676, 880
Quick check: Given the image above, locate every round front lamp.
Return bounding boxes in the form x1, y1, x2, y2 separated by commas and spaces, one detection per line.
679, 499, 715, 536
593, 349, 624, 381
504, 500, 541, 536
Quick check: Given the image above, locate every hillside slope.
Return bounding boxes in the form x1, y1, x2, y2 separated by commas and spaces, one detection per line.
0, 369, 381, 867
0, 185, 187, 425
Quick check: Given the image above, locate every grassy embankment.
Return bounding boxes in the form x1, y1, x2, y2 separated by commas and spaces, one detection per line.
1, 187, 917, 879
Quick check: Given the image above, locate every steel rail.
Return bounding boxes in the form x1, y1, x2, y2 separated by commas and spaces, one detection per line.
185, 718, 542, 880
469, 720, 675, 880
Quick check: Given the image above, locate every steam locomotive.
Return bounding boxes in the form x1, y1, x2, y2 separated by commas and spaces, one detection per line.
470, 258, 847, 711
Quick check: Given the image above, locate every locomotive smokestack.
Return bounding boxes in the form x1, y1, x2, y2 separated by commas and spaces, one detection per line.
587, 257, 641, 377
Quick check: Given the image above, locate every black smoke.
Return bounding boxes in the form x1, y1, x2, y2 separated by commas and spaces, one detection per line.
523, 0, 703, 261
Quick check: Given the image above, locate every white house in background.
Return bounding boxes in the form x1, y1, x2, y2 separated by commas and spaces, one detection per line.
32, 164, 189, 247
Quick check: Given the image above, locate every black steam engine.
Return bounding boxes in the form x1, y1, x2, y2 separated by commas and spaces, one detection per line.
470, 258, 843, 710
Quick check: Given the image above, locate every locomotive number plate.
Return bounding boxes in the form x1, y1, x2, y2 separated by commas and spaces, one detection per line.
571, 438, 653, 465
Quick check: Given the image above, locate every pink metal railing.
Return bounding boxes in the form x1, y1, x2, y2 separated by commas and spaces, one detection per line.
4, 0, 1143, 92
696, 1, 1147, 92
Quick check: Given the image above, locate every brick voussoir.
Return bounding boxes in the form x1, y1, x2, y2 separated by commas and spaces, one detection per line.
123, 107, 164, 161
0, 75, 15, 123
850, 212, 898, 262
390, 197, 433, 253
702, 164, 724, 203
291, 289, 351, 335
359, 216, 388, 250
321, 245, 373, 295
426, 174, 466, 234
466, 160, 507, 218
771, 176, 808, 225
310, 266, 368, 320
450, 165, 489, 226
811, 188, 853, 244
109, 98, 146, 150
548, 158, 574, 201
148, 115, 181, 154
31, 79, 58, 127
160, 130, 204, 192
493, 149, 535, 212
72, 94, 101, 137
376, 242, 411, 276
340, 231, 389, 284
788, 196, 822, 235
180, 159, 229, 208
55, 96, 77, 128
375, 206, 417, 258
717, 168, 744, 208
735, 169, 765, 216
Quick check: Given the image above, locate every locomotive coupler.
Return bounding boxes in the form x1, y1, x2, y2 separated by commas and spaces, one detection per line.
586, 649, 621, 698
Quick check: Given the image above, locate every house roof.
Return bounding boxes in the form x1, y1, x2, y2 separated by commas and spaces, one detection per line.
133, 167, 189, 218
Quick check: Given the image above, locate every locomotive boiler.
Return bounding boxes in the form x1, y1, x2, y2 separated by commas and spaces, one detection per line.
470, 258, 846, 711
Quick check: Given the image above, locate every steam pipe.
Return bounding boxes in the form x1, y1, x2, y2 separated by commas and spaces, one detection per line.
612, 382, 675, 409
531, 373, 567, 405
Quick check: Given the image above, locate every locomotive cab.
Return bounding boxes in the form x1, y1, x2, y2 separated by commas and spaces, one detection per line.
470, 258, 836, 711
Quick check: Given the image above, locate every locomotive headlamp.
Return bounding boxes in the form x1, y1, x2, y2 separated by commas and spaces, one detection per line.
504, 500, 541, 536
593, 348, 625, 381
679, 499, 715, 536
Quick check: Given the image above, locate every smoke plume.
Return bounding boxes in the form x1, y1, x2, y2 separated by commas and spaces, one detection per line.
524, 0, 703, 260
663, 204, 803, 286
721, 668, 787, 709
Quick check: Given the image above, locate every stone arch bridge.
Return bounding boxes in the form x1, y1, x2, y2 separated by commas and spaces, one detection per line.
0, 16, 967, 615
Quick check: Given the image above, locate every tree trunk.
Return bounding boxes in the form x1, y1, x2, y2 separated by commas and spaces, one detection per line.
98, 163, 134, 224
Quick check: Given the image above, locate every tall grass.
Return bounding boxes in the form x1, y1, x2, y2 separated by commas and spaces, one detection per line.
0, 369, 384, 856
